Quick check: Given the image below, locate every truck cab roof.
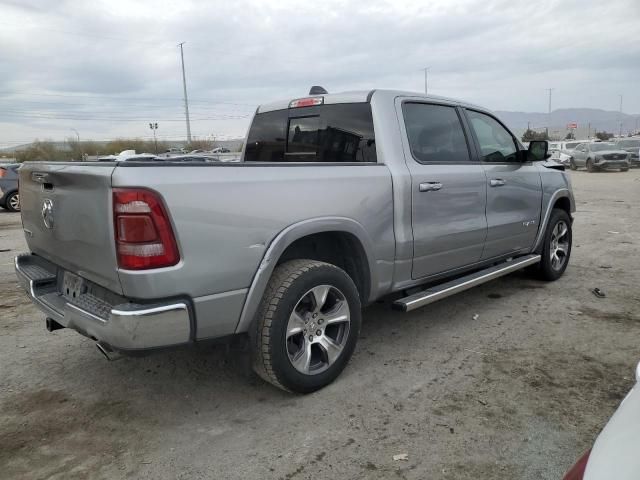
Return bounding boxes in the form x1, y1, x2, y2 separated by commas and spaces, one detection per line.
257, 89, 486, 113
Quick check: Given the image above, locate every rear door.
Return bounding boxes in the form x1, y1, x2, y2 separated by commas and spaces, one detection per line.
400, 101, 488, 279
463, 109, 542, 259
19, 163, 122, 294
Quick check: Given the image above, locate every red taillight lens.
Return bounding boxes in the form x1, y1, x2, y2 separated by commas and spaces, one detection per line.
113, 188, 180, 270
563, 449, 591, 480
0, 168, 6, 178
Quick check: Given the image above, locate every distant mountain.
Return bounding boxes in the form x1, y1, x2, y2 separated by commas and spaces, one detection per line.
495, 108, 640, 140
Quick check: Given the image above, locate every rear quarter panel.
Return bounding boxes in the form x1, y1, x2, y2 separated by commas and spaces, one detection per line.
111, 164, 395, 302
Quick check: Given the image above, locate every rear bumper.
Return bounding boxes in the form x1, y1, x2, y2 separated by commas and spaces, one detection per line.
15, 253, 192, 351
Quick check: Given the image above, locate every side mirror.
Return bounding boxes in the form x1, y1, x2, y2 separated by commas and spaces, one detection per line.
528, 140, 550, 161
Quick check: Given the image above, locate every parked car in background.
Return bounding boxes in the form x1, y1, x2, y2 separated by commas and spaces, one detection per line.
0, 163, 20, 212
211, 147, 231, 153
563, 361, 640, 480
549, 141, 584, 166
569, 142, 629, 172
15, 88, 575, 393
610, 137, 640, 167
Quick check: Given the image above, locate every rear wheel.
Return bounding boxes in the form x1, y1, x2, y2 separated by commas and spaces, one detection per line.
586, 159, 595, 172
5, 192, 20, 212
251, 259, 361, 393
535, 208, 572, 281
621, 167, 629, 172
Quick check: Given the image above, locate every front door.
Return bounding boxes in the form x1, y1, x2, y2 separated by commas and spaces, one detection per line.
573, 143, 588, 167
400, 101, 488, 279
463, 109, 542, 259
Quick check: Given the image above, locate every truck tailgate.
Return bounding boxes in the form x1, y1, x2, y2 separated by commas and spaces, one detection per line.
19, 162, 122, 294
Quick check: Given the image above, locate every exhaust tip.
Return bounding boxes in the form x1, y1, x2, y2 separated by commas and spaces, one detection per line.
96, 342, 121, 361
46, 317, 64, 332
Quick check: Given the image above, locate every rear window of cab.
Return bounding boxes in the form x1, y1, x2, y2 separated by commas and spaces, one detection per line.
244, 103, 377, 163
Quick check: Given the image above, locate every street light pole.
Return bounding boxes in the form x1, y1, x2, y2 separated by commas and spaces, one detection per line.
149, 122, 159, 154
424, 67, 430, 95
178, 42, 192, 143
546, 88, 554, 138
619, 94, 623, 137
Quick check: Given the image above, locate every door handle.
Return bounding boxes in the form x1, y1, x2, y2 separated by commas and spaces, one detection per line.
490, 178, 506, 187
419, 182, 443, 192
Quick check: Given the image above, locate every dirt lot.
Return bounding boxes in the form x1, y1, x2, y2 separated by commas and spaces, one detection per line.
1, 170, 639, 480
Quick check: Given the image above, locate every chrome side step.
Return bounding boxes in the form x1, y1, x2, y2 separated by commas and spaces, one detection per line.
393, 254, 541, 312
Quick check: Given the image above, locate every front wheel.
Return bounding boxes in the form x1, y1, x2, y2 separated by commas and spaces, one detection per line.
586, 159, 595, 172
535, 209, 572, 281
569, 159, 577, 170
251, 259, 361, 393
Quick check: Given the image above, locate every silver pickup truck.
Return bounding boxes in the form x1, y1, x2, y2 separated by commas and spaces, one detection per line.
15, 89, 575, 392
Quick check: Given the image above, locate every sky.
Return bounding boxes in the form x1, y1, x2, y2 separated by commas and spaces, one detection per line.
0, 0, 639, 148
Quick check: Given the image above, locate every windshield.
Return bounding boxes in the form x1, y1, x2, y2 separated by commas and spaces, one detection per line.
564, 142, 580, 149
618, 139, 640, 148
590, 143, 615, 152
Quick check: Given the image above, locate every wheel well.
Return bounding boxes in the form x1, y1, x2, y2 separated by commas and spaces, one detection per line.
553, 196, 571, 216
276, 231, 371, 302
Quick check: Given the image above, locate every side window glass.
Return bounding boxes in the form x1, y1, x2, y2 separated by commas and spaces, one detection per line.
402, 103, 471, 163
466, 110, 518, 162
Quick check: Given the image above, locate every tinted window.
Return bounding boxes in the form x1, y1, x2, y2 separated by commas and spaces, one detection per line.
565, 142, 580, 149
244, 110, 287, 162
467, 110, 518, 162
244, 103, 376, 163
402, 103, 471, 163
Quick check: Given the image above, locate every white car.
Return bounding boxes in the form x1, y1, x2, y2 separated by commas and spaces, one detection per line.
563, 361, 640, 479
549, 141, 584, 166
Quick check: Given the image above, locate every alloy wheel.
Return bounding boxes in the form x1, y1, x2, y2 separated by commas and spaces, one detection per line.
285, 285, 351, 375
550, 220, 569, 271
8, 194, 19, 211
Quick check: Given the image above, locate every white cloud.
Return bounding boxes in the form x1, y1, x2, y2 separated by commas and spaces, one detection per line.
0, 0, 638, 147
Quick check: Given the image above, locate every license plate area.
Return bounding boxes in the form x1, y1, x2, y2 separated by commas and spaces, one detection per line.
62, 271, 86, 300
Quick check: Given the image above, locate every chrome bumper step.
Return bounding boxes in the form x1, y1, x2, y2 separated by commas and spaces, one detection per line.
393, 254, 541, 312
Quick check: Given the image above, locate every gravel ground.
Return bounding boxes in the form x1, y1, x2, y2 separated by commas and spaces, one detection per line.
1, 170, 639, 480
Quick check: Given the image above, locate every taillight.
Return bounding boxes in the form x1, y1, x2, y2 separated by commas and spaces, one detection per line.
0, 168, 6, 178
113, 188, 180, 270
562, 449, 591, 480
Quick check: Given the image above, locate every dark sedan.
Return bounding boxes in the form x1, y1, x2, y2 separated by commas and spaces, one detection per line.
0, 164, 20, 212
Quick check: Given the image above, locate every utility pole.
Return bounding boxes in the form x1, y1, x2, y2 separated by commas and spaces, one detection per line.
178, 42, 192, 143
423, 67, 430, 95
546, 88, 554, 138
149, 122, 159, 154
619, 94, 623, 137
587, 122, 591, 139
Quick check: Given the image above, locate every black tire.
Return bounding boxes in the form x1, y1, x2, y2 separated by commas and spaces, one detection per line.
251, 259, 361, 393
535, 209, 572, 281
4, 191, 20, 212
586, 159, 595, 172
569, 159, 577, 170
621, 167, 629, 172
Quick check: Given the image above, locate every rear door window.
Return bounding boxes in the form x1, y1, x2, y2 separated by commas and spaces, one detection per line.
244, 103, 376, 163
402, 103, 471, 163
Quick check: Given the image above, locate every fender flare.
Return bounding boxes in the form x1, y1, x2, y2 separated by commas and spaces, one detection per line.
234, 217, 378, 334
533, 188, 574, 252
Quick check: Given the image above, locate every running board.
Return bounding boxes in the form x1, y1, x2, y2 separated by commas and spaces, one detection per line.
393, 254, 541, 312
